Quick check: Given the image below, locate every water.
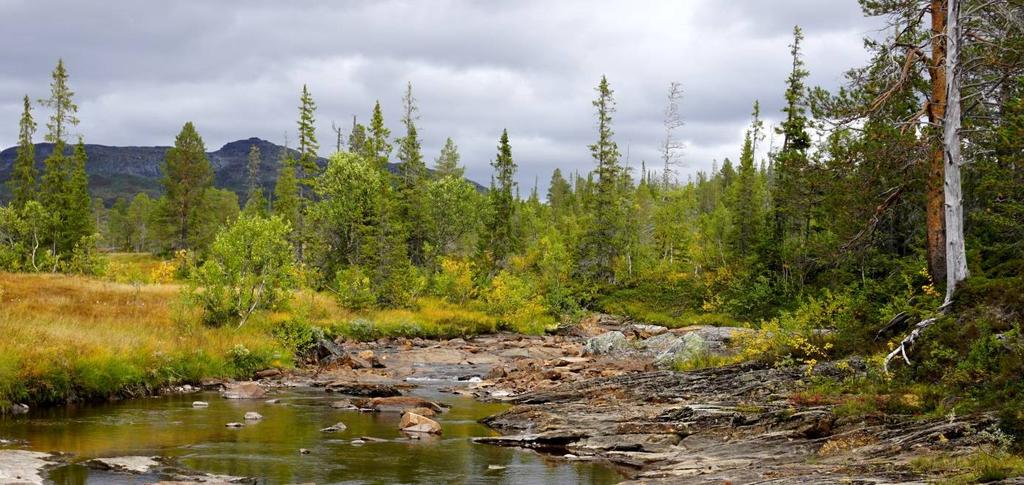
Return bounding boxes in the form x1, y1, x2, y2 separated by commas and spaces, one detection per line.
0, 387, 623, 484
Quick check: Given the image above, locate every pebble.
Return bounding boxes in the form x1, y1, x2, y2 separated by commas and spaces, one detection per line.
299, 448, 310, 454
192, 401, 209, 408
320, 422, 348, 432
225, 422, 244, 428
244, 412, 263, 421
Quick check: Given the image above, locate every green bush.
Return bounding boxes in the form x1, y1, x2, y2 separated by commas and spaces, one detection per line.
189, 215, 296, 326
335, 266, 377, 310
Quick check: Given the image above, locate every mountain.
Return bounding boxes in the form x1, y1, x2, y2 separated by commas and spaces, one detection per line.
0, 137, 482, 205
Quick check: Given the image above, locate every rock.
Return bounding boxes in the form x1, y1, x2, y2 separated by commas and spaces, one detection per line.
485, 365, 508, 379
584, 331, 630, 355
399, 412, 442, 434
407, 406, 437, 417
225, 422, 244, 428
624, 324, 669, 339
330, 399, 356, 409
311, 338, 345, 363
255, 368, 282, 379
10, 403, 29, 414
265, 398, 281, 404
487, 465, 506, 471
244, 412, 263, 421
192, 401, 209, 408
324, 381, 401, 397
221, 381, 267, 399
299, 448, 310, 454
354, 396, 443, 413
357, 350, 385, 368
321, 422, 348, 432
86, 456, 159, 474
554, 357, 591, 366
351, 439, 366, 445
490, 389, 513, 398
0, 450, 54, 484
644, 332, 707, 367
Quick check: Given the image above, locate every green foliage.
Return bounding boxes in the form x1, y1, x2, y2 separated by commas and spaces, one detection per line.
480, 129, 518, 271
271, 319, 327, 357
189, 215, 296, 326
484, 270, 555, 335
334, 266, 377, 310
160, 121, 214, 251
9, 96, 37, 209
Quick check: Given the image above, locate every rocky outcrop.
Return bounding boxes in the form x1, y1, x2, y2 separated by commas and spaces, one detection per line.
399, 412, 442, 434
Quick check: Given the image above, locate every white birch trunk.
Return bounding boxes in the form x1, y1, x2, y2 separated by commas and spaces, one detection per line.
943, 0, 968, 306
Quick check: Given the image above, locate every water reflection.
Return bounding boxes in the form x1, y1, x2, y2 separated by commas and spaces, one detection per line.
0, 388, 622, 484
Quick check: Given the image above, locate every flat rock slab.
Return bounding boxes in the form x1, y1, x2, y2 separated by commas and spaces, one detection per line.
86, 456, 159, 474
324, 382, 401, 397
0, 450, 55, 485
221, 381, 267, 399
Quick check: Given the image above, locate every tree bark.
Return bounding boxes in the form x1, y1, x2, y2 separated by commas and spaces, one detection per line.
943, 0, 968, 304
926, 0, 948, 287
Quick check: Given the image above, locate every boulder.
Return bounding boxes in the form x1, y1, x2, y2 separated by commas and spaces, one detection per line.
244, 412, 263, 421
321, 422, 348, 432
584, 331, 630, 355
255, 368, 282, 379
399, 412, 442, 434
221, 381, 267, 399
10, 403, 29, 414
353, 396, 444, 413
225, 422, 244, 428
624, 324, 669, 339
407, 406, 437, 417
192, 401, 209, 408
643, 332, 707, 368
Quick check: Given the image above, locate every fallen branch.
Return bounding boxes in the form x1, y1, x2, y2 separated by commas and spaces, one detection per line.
883, 301, 952, 373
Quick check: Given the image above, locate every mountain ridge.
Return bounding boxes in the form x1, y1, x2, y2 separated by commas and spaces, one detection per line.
0, 137, 481, 205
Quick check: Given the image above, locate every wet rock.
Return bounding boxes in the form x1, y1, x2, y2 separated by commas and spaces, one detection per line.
192, 401, 209, 408
324, 381, 401, 397
350, 439, 366, 445
352, 396, 443, 413
399, 412, 442, 434
330, 399, 356, 409
265, 398, 281, 404
10, 403, 29, 414
244, 412, 263, 421
221, 381, 267, 399
321, 422, 348, 432
86, 456, 159, 474
299, 448, 310, 454
584, 331, 630, 355
570, 433, 682, 453
225, 422, 244, 428
407, 406, 437, 417
486, 365, 508, 379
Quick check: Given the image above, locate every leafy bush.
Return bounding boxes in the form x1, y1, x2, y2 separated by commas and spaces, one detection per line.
484, 271, 555, 334
432, 257, 476, 304
272, 319, 327, 356
188, 216, 296, 326
335, 266, 377, 309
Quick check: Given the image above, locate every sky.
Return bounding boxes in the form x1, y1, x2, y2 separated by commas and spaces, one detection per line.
0, 0, 884, 191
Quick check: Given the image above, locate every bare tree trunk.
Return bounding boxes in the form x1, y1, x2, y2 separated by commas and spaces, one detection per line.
926, 0, 948, 288
943, 0, 968, 305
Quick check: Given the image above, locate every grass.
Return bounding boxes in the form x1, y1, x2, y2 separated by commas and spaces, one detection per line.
911, 449, 1024, 484
0, 272, 289, 409
333, 297, 499, 341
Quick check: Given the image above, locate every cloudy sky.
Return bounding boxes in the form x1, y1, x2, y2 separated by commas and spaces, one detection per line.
0, 0, 883, 190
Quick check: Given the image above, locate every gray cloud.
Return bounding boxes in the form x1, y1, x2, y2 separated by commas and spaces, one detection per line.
0, 0, 883, 191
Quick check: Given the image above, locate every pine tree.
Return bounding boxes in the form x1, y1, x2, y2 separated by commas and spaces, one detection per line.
396, 82, 429, 265
38, 59, 84, 257
482, 129, 518, 270
66, 137, 95, 242
434, 137, 464, 179
362, 101, 392, 171
9, 95, 37, 209
348, 116, 367, 154
161, 122, 213, 251
729, 129, 760, 257
581, 75, 626, 282
547, 168, 572, 219
273, 144, 301, 252
296, 84, 319, 187
773, 26, 812, 252
244, 144, 267, 217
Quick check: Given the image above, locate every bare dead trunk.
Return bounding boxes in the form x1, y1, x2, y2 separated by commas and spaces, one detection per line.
943, 0, 968, 304
926, 0, 948, 287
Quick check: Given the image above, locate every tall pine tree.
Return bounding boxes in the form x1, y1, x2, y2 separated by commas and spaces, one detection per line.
482, 130, 518, 271
581, 75, 626, 283
396, 82, 429, 265
362, 101, 392, 172
9, 95, 37, 209
243, 144, 267, 216
434, 137, 464, 179
161, 122, 213, 251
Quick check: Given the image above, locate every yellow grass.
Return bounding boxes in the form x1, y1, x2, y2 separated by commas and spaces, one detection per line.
0, 272, 288, 407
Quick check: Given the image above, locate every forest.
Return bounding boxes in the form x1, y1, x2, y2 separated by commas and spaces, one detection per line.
0, 0, 1023, 483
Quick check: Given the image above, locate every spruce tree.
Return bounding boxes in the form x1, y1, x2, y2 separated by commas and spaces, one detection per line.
773, 26, 812, 250
362, 101, 392, 171
9, 95, 37, 209
296, 84, 319, 187
434, 137, 464, 179
273, 144, 301, 252
396, 82, 429, 265
581, 75, 625, 282
67, 137, 94, 242
39, 59, 83, 257
161, 122, 213, 251
482, 129, 518, 270
244, 144, 267, 217
348, 117, 367, 154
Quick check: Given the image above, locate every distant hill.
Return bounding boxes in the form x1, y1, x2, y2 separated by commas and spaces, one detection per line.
0, 137, 482, 205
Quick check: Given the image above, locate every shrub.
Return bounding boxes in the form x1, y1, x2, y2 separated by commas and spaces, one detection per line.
189, 216, 296, 326
484, 271, 555, 334
433, 257, 476, 304
335, 266, 377, 310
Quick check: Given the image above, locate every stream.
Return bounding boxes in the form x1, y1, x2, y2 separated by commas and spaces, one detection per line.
0, 386, 623, 484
